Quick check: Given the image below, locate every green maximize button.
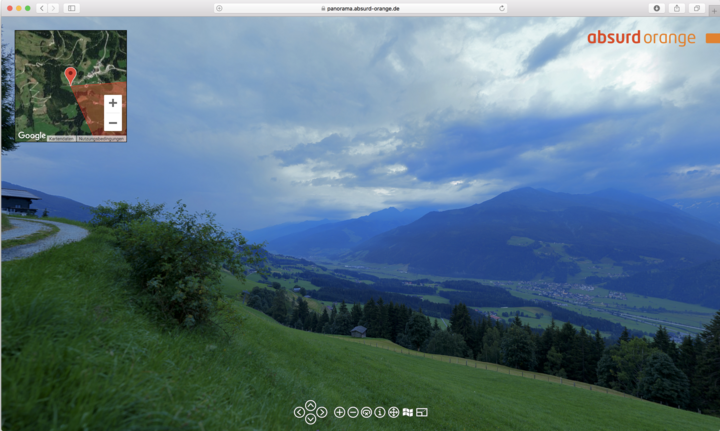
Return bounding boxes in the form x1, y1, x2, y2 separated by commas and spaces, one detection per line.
25, 5, 30, 11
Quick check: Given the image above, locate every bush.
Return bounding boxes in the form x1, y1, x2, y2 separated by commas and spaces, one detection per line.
89, 199, 165, 229
99, 200, 265, 327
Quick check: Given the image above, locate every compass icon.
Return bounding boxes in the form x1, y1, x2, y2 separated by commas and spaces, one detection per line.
388, 406, 400, 418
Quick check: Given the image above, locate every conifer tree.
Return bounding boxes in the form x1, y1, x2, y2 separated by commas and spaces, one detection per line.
556, 322, 578, 379
316, 308, 330, 332
544, 346, 566, 377
651, 326, 677, 362
513, 311, 522, 327
618, 326, 630, 345
480, 327, 502, 363
386, 301, 398, 341
676, 336, 698, 409
330, 305, 337, 323
350, 302, 363, 326
270, 289, 288, 324
501, 324, 537, 371
364, 298, 378, 337
1, 36, 17, 154
405, 312, 433, 350
696, 310, 720, 414
537, 319, 557, 372
449, 303, 473, 345
638, 352, 690, 408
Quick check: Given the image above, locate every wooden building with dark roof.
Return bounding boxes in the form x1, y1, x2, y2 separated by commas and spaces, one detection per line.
1, 188, 41, 215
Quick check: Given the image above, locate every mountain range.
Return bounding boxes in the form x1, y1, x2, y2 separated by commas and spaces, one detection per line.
665, 196, 720, 226
262, 206, 434, 259
350, 188, 720, 280
601, 258, 720, 309
1, 181, 94, 222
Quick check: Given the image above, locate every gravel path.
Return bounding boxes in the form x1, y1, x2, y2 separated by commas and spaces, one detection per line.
2, 219, 90, 262
2, 218, 53, 240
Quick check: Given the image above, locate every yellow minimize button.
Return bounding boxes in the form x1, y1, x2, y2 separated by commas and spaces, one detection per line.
707, 34, 720, 43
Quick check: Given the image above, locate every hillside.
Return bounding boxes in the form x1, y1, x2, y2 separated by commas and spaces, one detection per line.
266, 206, 432, 259
1, 181, 94, 222
666, 196, 720, 226
601, 259, 720, 309
2, 230, 717, 430
352, 188, 720, 280
242, 218, 336, 244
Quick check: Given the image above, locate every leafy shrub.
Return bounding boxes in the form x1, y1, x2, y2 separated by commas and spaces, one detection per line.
89, 199, 165, 229
99, 200, 265, 327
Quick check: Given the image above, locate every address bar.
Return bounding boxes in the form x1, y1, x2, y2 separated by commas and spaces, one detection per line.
213, 4, 508, 14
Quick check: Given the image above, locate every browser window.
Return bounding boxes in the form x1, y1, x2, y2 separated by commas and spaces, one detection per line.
2, 1, 719, 429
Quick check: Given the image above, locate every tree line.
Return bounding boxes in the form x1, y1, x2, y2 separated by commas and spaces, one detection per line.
246, 285, 720, 415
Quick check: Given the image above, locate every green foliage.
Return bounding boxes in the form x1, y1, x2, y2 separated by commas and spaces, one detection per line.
332, 312, 353, 336
41, 208, 49, 217
99, 200, 265, 328
545, 346, 566, 377
637, 352, 690, 408
611, 338, 660, 397
696, 310, 720, 414
449, 303, 473, 342
501, 324, 537, 370
2, 35, 16, 154
651, 326, 678, 361
480, 327, 502, 363
404, 312, 432, 350
424, 330, 470, 357
3, 229, 719, 428
270, 290, 288, 324
89, 199, 165, 230
1, 213, 12, 232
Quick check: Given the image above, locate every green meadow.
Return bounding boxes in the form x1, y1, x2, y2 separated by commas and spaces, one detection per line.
3, 229, 718, 430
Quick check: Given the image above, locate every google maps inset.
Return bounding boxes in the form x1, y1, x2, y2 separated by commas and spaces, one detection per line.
14, 30, 127, 142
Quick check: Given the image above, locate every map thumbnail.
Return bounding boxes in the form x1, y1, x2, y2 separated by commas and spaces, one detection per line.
14, 30, 127, 141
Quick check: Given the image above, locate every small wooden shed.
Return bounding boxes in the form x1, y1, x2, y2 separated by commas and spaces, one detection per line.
351, 325, 367, 338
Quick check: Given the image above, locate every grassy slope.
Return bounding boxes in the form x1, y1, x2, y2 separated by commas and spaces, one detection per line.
3, 230, 719, 430
2, 213, 14, 231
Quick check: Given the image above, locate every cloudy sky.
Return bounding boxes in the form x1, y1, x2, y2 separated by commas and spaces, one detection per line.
2, 17, 719, 230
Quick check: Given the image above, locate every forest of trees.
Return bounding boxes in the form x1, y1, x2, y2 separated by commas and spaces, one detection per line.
301, 270, 437, 295
246, 284, 720, 415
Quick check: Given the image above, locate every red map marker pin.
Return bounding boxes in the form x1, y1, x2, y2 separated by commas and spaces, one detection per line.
65, 67, 77, 86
